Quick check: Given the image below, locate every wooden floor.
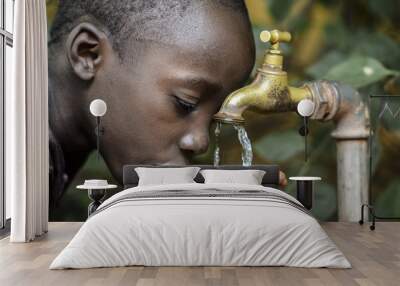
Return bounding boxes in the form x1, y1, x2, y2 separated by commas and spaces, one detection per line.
0, 222, 399, 286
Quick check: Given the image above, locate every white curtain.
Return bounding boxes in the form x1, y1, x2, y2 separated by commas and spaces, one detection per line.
7, 0, 49, 242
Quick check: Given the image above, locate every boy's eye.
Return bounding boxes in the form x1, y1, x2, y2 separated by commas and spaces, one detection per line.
174, 96, 197, 113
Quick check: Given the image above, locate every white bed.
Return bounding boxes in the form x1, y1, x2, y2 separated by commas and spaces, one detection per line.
50, 183, 350, 269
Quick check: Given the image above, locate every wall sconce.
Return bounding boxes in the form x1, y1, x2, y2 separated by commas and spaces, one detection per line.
297, 99, 315, 162
89, 99, 107, 160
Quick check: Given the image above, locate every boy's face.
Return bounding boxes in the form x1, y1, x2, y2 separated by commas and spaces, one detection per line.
86, 6, 255, 181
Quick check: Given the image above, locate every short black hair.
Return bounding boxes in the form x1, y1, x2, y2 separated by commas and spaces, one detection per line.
50, 0, 249, 52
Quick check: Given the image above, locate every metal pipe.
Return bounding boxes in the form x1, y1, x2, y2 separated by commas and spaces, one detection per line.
307, 81, 370, 221
213, 29, 371, 222
216, 78, 371, 222
332, 84, 370, 222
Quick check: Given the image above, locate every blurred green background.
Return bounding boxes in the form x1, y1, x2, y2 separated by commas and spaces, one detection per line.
48, 0, 400, 222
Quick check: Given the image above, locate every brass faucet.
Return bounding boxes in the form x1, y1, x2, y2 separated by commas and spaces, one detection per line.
214, 30, 313, 124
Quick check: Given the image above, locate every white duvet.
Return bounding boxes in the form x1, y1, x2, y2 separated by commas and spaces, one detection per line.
50, 183, 350, 269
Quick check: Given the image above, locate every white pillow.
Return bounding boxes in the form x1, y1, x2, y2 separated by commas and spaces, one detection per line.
135, 167, 200, 186
200, 169, 266, 185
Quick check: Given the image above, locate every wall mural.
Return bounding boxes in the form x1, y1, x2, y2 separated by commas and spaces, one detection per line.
47, 0, 400, 221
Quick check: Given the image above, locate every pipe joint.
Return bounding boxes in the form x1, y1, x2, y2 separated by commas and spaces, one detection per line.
330, 83, 370, 140
306, 80, 340, 121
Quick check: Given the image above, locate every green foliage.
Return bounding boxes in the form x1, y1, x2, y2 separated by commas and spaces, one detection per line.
46, 0, 58, 28
267, 0, 295, 22
352, 32, 400, 69
306, 51, 346, 79
366, 0, 400, 21
312, 183, 337, 221
375, 180, 400, 217
254, 130, 304, 162
323, 55, 398, 88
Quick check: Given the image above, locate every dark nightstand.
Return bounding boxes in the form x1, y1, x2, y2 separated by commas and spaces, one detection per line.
77, 181, 117, 217
289, 177, 321, 210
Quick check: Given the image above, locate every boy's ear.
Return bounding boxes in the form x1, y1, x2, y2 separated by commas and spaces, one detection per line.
66, 23, 106, 81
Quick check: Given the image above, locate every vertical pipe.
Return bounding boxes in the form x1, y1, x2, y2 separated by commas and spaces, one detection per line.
329, 84, 370, 222
336, 140, 369, 221
308, 81, 370, 222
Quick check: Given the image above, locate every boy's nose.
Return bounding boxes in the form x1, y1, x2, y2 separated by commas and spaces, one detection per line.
179, 129, 209, 155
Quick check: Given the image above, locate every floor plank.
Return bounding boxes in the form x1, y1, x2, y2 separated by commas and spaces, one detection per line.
0, 222, 399, 286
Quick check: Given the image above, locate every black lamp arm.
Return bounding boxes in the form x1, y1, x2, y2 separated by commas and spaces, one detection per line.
298, 116, 310, 162
95, 116, 105, 161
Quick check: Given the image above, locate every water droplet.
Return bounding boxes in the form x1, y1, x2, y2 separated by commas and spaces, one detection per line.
363, 66, 374, 76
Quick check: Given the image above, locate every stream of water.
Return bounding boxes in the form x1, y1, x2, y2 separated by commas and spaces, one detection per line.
213, 122, 221, 166
213, 123, 253, 167
234, 125, 253, 166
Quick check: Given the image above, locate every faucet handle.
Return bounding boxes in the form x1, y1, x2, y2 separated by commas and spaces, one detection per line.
260, 30, 291, 50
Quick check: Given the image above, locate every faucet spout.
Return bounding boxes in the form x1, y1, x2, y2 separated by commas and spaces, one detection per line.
213, 29, 312, 124
214, 71, 312, 124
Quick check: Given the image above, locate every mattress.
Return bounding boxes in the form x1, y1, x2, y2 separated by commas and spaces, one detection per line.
50, 183, 351, 269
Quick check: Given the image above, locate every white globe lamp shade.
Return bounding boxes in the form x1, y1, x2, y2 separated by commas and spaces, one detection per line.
297, 99, 315, 117
90, 99, 107, 117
